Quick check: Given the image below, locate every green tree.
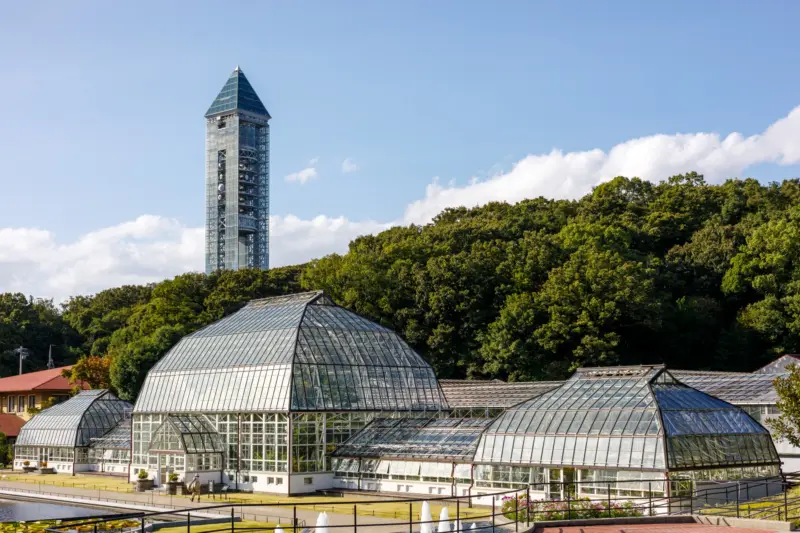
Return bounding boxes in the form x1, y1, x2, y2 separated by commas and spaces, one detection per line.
0, 294, 79, 375
481, 246, 662, 380
61, 285, 153, 357
0, 432, 11, 466
768, 363, 800, 447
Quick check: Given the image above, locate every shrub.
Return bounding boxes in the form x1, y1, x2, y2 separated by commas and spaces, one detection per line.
137, 470, 149, 480
502, 495, 645, 522
168, 472, 179, 482
22, 460, 29, 467
39, 461, 47, 468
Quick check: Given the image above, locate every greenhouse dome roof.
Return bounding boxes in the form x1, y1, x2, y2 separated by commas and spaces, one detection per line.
474, 366, 779, 472
135, 291, 448, 413
16, 390, 132, 448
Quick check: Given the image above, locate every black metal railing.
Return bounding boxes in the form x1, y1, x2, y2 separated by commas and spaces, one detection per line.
689, 474, 800, 522
42, 488, 524, 533
17, 474, 799, 533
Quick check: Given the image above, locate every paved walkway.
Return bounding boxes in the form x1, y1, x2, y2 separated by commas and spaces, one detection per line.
537, 524, 785, 533
0, 480, 510, 533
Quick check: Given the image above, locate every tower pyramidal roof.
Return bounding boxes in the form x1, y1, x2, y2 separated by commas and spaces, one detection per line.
205, 66, 271, 119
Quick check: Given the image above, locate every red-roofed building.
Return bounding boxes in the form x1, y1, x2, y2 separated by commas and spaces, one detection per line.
0, 366, 86, 421
0, 413, 26, 440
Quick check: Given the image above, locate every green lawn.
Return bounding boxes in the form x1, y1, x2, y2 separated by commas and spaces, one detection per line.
0, 473, 489, 521
1, 472, 133, 492
155, 520, 277, 533
698, 486, 800, 523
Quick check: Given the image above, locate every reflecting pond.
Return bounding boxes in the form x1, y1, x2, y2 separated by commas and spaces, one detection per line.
0, 499, 109, 521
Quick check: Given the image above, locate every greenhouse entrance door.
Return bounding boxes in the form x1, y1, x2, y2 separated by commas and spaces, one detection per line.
156, 453, 185, 485
548, 468, 577, 500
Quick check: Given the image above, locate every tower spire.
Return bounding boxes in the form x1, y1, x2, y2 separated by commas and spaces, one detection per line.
205, 66, 270, 118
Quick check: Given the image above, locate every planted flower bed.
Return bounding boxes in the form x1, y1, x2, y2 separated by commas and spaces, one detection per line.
502, 494, 644, 522
1, 518, 140, 533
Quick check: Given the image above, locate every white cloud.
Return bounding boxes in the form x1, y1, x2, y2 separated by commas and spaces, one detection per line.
341, 158, 359, 173
271, 215, 390, 266
0, 216, 203, 302
403, 106, 800, 224
4, 105, 800, 300
285, 157, 320, 184
0, 214, 389, 302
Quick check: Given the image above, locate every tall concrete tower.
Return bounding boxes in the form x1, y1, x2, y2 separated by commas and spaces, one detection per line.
205, 66, 270, 273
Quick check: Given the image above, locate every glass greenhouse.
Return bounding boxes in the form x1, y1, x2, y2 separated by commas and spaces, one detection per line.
14, 390, 131, 474
472, 366, 780, 499
331, 417, 491, 493
85, 417, 132, 474
131, 291, 448, 493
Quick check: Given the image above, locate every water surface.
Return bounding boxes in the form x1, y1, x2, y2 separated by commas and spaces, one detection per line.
0, 499, 110, 521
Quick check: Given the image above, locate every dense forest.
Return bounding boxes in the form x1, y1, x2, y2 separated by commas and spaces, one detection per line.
5, 173, 800, 400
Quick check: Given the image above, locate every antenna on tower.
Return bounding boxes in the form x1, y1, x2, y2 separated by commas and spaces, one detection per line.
47, 345, 55, 369
13, 346, 30, 375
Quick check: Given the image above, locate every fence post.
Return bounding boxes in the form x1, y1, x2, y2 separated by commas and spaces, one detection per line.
409, 502, 413, 533
187, 512, 191, 533
457, 499, 461, 532
354, 504, 357, 533
492, 498, 496, 533
785, 488, 788, 521
648, 482, 652, 517
736, 482, 740, 518
566, 490, 571, 520
607, 483, 611, 518
526, 486, 530, 527
140, 517, 144, 533
231, 507, 235, 532
294, 506, 298, 533
515, 494, 519, 533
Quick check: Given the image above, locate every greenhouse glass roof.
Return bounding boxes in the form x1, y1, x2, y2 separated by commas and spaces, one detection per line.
135, 291, 446, 413
333, 417, 492, 461
651, 372, 777, 469
16, 390, 132, 448
474, 366, 780, 472
753, 355, 800, 375
149, 415, 225, 454
90, 417, 131, 449
439, 380, 563, 408
672, 372, 778, 405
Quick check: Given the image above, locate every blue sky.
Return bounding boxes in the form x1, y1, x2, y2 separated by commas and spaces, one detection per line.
2, 1, 800, 299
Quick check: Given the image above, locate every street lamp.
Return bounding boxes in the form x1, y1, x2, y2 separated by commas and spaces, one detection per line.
13, 346, 30, 375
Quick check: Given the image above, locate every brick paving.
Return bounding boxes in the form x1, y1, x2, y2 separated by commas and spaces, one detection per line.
538, 524, 784, 533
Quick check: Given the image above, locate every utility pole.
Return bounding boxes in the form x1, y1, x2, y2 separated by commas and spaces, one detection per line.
14, 346, 30, 375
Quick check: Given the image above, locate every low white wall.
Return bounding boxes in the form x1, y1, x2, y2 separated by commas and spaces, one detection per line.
331, 477, 523, 504
76, 463, 128, 475
13, 460, 73, 474
101, 463, 129, 475
289, 472, 334, 494
247, 474, 290, 494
